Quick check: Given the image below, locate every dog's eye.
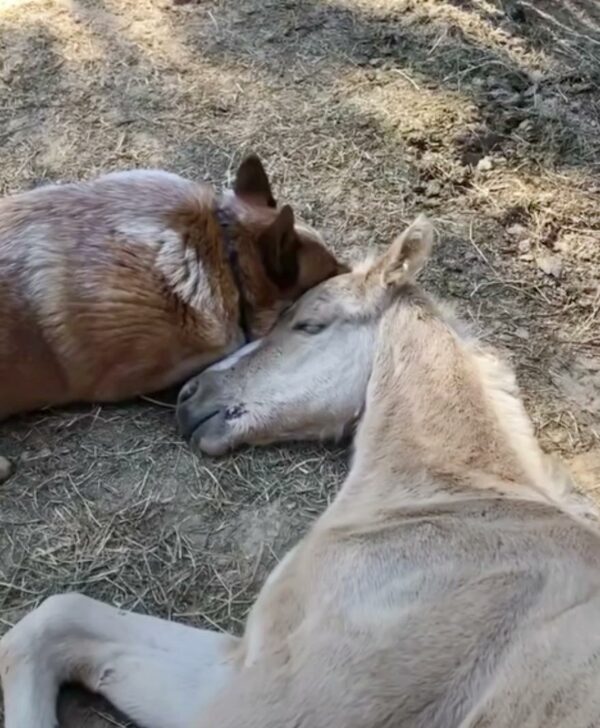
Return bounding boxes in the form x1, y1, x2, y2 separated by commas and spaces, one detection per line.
293, 321, 327, 335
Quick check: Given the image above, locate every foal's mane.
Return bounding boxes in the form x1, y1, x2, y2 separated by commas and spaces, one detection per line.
437, 300, 596, 520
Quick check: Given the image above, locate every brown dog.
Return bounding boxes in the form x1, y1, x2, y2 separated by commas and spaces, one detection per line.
0, 156, 344, 418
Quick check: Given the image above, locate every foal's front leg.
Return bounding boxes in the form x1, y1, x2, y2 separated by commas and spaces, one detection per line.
0, 593, 238, 728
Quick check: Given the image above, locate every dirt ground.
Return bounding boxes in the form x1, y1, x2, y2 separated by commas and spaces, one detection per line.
0, 0, 599, 725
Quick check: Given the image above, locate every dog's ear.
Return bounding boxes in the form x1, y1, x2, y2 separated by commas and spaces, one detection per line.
234, 154, 277, 208
258, 205, 299, 289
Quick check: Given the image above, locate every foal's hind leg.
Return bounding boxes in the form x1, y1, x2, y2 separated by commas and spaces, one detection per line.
0, 593, 238, 728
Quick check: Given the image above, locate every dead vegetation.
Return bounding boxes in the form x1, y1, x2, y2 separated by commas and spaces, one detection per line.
0, 0, 599, 724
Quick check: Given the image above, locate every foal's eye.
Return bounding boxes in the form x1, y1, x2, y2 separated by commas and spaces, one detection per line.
293, 321, 327, 335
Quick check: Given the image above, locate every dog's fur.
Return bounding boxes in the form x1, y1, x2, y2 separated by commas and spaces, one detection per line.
0, 155, 343, 418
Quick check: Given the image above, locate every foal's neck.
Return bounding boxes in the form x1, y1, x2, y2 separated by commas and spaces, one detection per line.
342, 294, 550, 509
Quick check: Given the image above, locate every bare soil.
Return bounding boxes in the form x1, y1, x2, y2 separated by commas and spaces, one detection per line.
0, 0, 599, 725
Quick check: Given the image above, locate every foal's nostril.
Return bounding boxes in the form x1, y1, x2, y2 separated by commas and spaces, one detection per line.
175, 371, 236, 444
178, 405, 222, 441
178, 378, 199, 405
225, 404, 247, 421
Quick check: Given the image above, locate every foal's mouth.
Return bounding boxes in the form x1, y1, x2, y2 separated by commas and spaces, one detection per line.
178, 402, 248, 445
177, 407, 222, 441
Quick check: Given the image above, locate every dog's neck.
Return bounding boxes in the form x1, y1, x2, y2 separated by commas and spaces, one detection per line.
214, 205, 253, 343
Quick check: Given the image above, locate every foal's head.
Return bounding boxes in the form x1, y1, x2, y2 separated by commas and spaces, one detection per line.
177, 216, 434, 455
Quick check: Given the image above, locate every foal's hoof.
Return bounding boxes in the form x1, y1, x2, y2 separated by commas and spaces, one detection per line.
0, 456, 13, 483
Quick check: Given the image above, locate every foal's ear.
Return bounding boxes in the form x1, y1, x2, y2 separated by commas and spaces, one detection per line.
379, 215, 434, 287
258, 205, 299, 289
233, 154, 277, 208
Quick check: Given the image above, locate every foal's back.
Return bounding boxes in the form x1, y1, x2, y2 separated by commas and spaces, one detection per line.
314, 496, 600, 728
197, 496, 600, 728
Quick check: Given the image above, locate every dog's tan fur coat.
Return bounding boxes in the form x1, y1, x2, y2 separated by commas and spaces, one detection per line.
0, 159, 342, 417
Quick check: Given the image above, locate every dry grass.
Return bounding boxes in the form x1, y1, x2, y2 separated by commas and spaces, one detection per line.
0, 0, 599, 724
0, 402, 347, 630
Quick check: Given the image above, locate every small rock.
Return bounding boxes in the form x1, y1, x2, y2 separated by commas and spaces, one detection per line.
507, 223, 527, 239
425, 180, 442, 197
514, 327, 530, 340
553, 238, 569, 253
537, 254, 563, 278
578, 356, 600, 373
518, 239, 531, 253
476, 156, 493, 172
0, 456, 13, 483
20, 447, 52, 462
447, 281, 464, 295
572, 82, 593, 94
569, 450, 600, 493
546, 427, 568, 445
528, 69, 544, 84
517, 119, 534, 134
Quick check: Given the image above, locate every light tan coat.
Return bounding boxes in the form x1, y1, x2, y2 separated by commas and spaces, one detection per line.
1, 218, 599, 728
